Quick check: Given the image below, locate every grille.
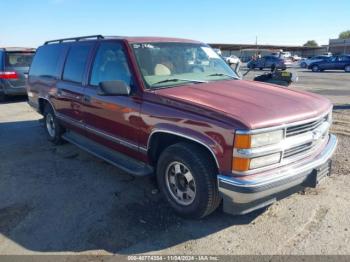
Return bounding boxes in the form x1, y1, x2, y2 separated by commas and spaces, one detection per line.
286, 116, 327, 137
283, 115, 329, 162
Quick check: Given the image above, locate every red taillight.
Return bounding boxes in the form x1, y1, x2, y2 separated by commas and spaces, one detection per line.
0, 71, 18, 80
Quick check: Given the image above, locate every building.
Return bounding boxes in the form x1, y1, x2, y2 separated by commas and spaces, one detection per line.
209, 43, 328, 61
329, 38, 350, 55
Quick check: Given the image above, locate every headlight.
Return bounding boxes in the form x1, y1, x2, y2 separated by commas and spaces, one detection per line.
327, 111, 332, 125
234, 129, 284, 149
232, 153, 281, 171
250, 153, 281, 169
232, 129, 284, 173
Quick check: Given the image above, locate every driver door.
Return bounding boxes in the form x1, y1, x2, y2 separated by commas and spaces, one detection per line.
82, 41, 143, 158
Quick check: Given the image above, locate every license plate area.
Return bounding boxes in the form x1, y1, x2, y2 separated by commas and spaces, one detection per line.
303, 160, 332, 188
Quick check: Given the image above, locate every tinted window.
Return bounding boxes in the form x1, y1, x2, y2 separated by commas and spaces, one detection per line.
63, 43, 93, 83
5, 52, 34, 68
339, 56, 350, 61
29, 45, 64, 77
0, 52, 3, 69
90, 42, 131, 86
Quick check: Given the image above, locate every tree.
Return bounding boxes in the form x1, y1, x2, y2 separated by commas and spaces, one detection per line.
303, 40, 319, 47
339, 30, 350, 39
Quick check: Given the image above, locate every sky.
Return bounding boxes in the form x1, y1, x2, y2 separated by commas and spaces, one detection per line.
1, 0, 349, 48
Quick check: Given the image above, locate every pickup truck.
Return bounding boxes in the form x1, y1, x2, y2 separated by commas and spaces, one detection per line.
27, 35, 337, 218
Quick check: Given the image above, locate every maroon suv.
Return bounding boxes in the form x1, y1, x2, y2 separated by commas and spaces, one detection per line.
27, 35, 337, 218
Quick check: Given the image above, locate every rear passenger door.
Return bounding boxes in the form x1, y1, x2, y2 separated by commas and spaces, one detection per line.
337, 56, 350, 69
82, 41, 142, 158
55, 42, 95, 131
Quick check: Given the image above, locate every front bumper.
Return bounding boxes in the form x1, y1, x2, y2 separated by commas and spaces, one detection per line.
218, 134, 337, 215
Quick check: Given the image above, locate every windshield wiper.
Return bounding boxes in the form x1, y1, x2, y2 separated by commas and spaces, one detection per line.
150, 78, 208, 87
207, 73, 238, 79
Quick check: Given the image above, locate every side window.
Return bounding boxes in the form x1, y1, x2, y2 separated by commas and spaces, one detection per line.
90, 42, 131, 86
339, 56, 350, 62
29, 45, 64, 78
63, 43, 93, 83
0, 52, 3, 69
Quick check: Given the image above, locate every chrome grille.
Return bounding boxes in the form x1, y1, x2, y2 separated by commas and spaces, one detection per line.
284, 142, 313, 158
286, 116, 327, 137
283, 115, 330, 162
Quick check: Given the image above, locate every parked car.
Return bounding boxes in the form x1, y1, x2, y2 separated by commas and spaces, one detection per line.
247, 55, 286, 70
308, 55, 350, 72
225, 55, 241, 65
291, 54, 302, 62
0, 47, 35, 101
27, 35, 337, 218
299, 55, 330, 68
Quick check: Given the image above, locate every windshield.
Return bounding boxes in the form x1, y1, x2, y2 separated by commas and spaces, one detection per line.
131, 42, 238, 89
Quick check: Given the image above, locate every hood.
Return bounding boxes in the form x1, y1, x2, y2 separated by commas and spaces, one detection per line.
155, 80, 331, 130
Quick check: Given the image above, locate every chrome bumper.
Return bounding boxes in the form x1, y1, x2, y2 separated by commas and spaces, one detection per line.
218, 134, 337, 215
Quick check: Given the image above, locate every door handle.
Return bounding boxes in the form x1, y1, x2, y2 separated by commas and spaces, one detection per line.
83, 95, 91, 103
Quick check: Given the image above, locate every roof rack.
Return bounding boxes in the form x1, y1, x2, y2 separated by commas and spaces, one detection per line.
44, 35, 104, 45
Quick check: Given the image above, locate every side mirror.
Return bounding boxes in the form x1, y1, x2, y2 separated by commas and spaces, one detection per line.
98, 80, 131, 96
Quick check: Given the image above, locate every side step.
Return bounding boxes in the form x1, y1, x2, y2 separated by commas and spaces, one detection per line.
62, 131, 154, 176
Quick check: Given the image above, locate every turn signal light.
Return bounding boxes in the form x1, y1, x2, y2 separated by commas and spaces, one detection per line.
232, 157, 250, 172
234, 134, 251, 149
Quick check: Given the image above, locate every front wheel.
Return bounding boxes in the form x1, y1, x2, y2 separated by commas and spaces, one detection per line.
157, 143, 221, 219
312, 65, 320, 72
345, 65, 350, 72
44, 104, 65, 145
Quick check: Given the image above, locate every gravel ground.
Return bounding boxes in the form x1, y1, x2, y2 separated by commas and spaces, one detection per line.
0, 69, 349, 255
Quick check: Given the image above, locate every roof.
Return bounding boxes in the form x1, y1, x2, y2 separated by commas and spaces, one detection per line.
120, 36, 202, 44
43, 35, 202, 45
0, 47, 36, 52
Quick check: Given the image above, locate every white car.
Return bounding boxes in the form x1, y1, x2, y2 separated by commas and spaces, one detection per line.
299, 55, 330, 68
292, 55, 302, 61
225, 55, 241, 65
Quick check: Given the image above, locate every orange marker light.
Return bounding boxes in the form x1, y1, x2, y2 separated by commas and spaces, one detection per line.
232, 157, 250, 172
234, 134, 251, 149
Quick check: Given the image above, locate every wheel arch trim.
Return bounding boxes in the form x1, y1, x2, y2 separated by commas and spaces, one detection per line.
38, 96, 56, 114
147, 129, 220, 170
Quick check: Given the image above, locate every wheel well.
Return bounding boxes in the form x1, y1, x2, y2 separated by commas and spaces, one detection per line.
148, 132, 219, 171
38, 98, 48, 115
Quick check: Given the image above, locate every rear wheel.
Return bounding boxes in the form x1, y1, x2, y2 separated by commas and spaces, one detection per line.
300, 62, 306, 68
345, 65, 350, 72
312, 65, 320, 72
44, 104, 64, 145
157, 142, 221, 219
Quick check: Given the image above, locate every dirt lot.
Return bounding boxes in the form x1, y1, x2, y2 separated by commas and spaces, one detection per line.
0, 69, 349, 255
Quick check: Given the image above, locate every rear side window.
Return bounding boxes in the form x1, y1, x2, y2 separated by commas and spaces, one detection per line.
30, 45, 64, 78
63, 43, 93, 83
5, 52, 34, 68
339, 56, 350, 61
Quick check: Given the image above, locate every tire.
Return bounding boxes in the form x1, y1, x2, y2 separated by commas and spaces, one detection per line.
345, 65, 350, 73
259, 68, 263, 70
157, 142, 221, 219
312, 65, 320, 72
300, 62, 306, 68
44, 104, 64, 145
